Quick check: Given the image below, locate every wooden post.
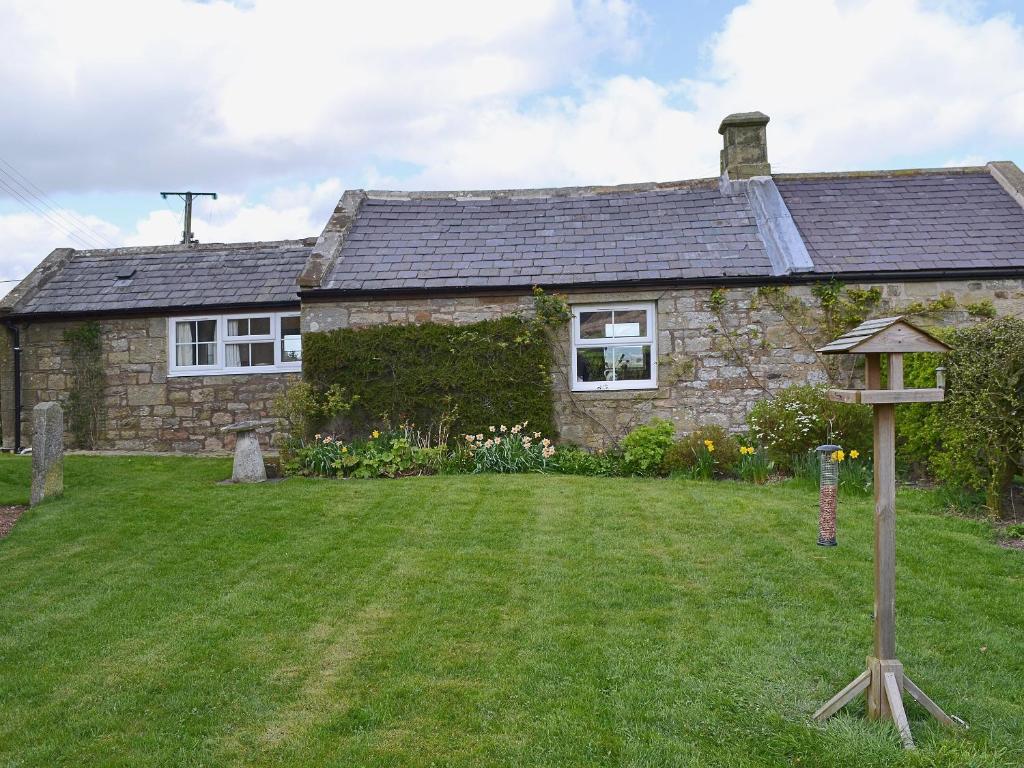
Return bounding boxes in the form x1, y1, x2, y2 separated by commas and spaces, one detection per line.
868, 352, 899, 719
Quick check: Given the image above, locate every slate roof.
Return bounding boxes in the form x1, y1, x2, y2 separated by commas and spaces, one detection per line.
7, 240, 313, 316
776, 171, 1024, 273
322, 182, 772, 290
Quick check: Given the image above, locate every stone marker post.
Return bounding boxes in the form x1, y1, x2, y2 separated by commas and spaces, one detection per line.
31, 402, 64, 506
220, 419, 275, 483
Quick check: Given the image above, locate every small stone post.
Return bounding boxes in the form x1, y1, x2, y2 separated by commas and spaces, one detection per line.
221, 419, 275, 483
31, 402, 64, 506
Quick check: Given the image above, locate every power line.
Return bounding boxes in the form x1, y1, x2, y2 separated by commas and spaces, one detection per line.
0, 174, 104, 250
0, 159, 116, 249
0, 158, 118, 248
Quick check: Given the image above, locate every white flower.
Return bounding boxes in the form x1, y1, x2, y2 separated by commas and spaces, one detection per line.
476, 433, 484, 441
500, 425, 507, 432
489, 426, 496, 432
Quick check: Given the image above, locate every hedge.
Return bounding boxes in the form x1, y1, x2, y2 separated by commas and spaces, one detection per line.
302, 316, 557, 438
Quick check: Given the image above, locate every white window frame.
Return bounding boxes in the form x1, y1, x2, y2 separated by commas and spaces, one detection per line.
571, 302, 658, 392
168, 311, 302, 377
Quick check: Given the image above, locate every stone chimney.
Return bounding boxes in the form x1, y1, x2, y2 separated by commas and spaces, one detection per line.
718, 111, 770, 179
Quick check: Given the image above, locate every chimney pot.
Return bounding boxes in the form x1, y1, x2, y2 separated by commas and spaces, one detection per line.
719, 111, 771, 179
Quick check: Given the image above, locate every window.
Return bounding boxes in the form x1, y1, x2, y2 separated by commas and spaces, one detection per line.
168, 312, 301, 376
571, 303, 657, 391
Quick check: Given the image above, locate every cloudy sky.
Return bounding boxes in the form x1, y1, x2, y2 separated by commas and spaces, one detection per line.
2, 0, 1024, 292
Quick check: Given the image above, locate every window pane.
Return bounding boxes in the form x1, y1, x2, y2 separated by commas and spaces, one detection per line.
576, 347, 614, 382
579, 310, 613, 340
196, 320, 217, 343
196, 342, 216, 365
281, 316, 302, 362
612, 309, 647, 338
228, 318, 247, 336
250, 317, 271, 335
175, 321, 195, 344
611, 345, 651, 380
175, 344, 195, 366
250, 342, 274, 365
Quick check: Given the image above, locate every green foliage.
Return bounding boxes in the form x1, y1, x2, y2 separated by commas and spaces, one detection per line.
302, 315, 556, 439
620, 418, 676, 476
288, 431, 439, 479
737, 445, 774, 485
273, 382, 357, 440
547, 445, 624, 477
1004, 523, 1024, 540
928, 317, 1024, 515
661, 425, 740, 479
462, 421, 555, 474
530, 285, 573, 327
811, 280, 882, 337
901, 291, 958, 316
62, 322, 106, 449
747, 385, 872, 472
708, 287, 727, 312
965, 299, 997, 319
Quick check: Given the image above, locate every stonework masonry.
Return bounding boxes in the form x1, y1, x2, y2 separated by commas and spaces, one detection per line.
3, 278, 1022, 453
2, 315, 296, 452
304, 277, 1024, 449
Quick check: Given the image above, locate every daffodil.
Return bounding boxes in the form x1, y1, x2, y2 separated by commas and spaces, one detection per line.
371, 430, 380, 439
831, 450, 845, 462
850, 449, 860, 459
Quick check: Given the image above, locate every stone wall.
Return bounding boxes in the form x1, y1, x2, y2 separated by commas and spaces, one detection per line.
304, 277, 1024, 449
1, 315, 297, 452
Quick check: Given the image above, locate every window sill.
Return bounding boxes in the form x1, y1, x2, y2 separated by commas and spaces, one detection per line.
167, 367, 301, 378
571, 381, 659, 393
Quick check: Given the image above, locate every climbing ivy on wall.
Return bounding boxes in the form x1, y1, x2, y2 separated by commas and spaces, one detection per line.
63, 321, 106, 449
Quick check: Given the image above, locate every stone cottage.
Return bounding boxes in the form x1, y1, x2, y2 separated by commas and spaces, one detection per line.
3, 112, 1024, 451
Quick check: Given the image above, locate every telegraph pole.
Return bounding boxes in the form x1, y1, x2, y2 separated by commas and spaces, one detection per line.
160, 191, 217, 245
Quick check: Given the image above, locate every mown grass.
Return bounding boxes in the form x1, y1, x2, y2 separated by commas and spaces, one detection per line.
0, 454, 1021, 767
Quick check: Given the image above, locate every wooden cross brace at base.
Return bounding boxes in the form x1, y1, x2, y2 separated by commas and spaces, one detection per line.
812, 318, 967, 749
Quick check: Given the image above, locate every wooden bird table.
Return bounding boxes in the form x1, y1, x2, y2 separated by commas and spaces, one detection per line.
812, 317, 964, 749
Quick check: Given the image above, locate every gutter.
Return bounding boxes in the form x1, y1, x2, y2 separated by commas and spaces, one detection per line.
298, 266, 1024, 302
2, 300, 301, 324
1, 319, 22, 453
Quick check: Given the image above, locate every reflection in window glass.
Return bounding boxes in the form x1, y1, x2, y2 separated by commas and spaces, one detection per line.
575, 345, 652, 383
612, 309, 646, 337
579, 310, 613, 339
280, 316, 302, 362
227, 317, 271, 337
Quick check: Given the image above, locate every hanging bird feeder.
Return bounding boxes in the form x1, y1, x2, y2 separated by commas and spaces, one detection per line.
816, 443, 841, 547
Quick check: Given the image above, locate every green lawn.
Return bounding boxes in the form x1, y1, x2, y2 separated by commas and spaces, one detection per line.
0, 455, 1021, 767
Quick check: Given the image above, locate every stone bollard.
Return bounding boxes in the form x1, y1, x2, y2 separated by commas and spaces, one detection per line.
220, 419, 275, 483
31, 402, 64, 506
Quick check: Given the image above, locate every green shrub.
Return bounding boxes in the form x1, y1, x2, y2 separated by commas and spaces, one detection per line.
662, 425, 740, 479
927, 317, 1024, 514
302, 316, 556, 439
273, 382, 357, 441
621, 419, 676, 476
548, 445, 624, 476
1004, 524, 1024, 540
747, 385, 872, 472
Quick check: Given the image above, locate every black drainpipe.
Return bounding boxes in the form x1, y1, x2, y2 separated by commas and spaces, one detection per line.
2, 320, 22, 452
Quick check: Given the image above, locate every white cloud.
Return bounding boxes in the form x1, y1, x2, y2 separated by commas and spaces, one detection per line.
0, 0, 646, 192
3, 0, 1024, 293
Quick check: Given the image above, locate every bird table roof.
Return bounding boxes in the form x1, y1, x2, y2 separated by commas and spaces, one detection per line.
816, 316, 951, 355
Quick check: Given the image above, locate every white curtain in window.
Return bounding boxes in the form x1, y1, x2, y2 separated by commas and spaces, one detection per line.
175, 321, 195, 366
225, 343, 242, 367
228, 319, 244, 336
